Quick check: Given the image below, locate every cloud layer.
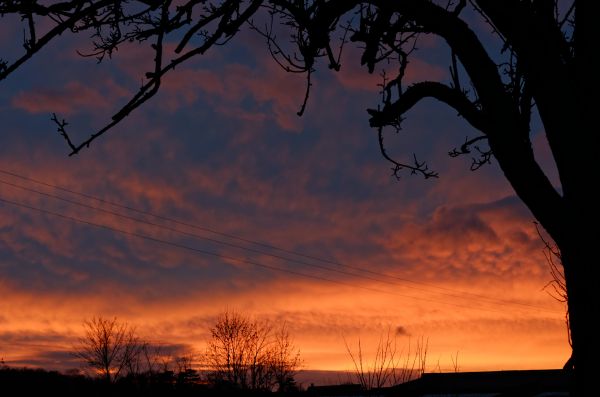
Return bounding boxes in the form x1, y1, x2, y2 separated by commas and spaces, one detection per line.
0, 20, 568, 375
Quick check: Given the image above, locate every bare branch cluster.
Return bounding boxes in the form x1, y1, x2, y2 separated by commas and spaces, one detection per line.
206, 310, 301, 392
0, 1, 576, 187
535, 223, 570, 348
448, 135, 492, 171
73, 312, 301, 390
73, 316, 143, 383
73, 316, 200, 385
344, 329, 428, 390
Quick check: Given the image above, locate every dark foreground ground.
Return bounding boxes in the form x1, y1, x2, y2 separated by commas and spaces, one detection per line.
0, 366, 302, 397
1, 366, 572, 396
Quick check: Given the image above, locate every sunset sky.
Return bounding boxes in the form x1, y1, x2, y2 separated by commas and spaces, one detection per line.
0, 3, 569, 381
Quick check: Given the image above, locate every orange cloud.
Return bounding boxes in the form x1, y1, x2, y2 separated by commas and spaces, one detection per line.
155, 60, 307, 131
11, 80, 126, 115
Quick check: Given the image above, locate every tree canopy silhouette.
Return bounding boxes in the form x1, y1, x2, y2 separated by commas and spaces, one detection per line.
74, 316, 142, 384
0, 1, 595, 394
206, 310, 301, 392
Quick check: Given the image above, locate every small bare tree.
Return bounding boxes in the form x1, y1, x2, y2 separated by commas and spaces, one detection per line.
270, 322, 302, 392
206, 310, 301, 391
173, 351, 201, 386
207, 310, 255, 388
139, 343, 165, 377
143, 346, 199, 385
345, 329, 428, 390
74, 316, 141, 383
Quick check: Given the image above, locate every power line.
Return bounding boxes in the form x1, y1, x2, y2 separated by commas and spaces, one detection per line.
0, 194, 557, 316
0, 176, 559, 314
0, 168, 561, 313
0, 178, 436, 293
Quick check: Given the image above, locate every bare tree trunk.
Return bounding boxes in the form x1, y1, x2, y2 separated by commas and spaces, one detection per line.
561, 224, 600, 395
105, 366, 111, 384
563, 5, 600, 384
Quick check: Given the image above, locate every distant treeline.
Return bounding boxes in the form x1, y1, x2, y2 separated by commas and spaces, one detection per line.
0, 364, 305, 396
1, 310, 303, 395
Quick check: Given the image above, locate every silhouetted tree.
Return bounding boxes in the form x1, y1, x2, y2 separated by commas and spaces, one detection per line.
271, 323, 302, 392
206, 310, 300, 391
74, 316, 142, 384
139, 342, 166, 378
172, 352, 201, 387
1, 1, 595, 394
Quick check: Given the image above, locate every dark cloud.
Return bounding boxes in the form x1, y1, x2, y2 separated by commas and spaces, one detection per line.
25, 349, 80, 369
0, 330, 71, 345
146, 343, 192, 358
427, 206, 499, 243
395, 326, 410, 336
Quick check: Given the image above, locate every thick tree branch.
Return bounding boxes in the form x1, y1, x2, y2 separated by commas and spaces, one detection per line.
368, 81, 489, 133
371, 0, 566, 241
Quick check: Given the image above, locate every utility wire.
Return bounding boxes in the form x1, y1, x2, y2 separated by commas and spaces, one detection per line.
0, 194, 557, 316
0, 178, 441, 294
0, 168, 485, 291
0, 176, 559, 314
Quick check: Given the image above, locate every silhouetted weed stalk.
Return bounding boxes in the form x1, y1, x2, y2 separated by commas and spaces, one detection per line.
344, 328, 428, 389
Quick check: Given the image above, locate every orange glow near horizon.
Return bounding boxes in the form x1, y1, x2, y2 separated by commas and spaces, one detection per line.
0, 244, 569, 373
